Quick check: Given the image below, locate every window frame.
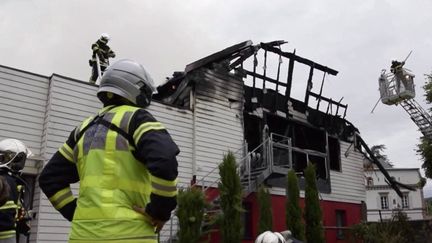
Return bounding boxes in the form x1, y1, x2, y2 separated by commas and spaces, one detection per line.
380, 193, 389, 210
402, 193, 409, 209
335, 209, 347, 240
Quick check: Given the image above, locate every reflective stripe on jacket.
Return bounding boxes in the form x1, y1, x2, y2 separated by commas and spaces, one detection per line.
68, 105, 158, 242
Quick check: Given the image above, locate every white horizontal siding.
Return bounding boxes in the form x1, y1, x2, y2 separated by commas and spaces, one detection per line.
323, 141, 365, 203
194, 70, 245, 184
0, 66, 50, 243
0, 66, 49, 156
34, 76, 194, 242
36, 76, 99, 243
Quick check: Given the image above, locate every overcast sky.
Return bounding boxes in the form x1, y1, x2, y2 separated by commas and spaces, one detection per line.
1, 0, 432, 196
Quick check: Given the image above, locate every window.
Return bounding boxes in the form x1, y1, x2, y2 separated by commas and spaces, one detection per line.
242, 202, 253, 239
402, 193, 409, 209
329, 136, 341, 171
366, 177, 373, 186
335, 210, 346, 240
380, 194, 389, 209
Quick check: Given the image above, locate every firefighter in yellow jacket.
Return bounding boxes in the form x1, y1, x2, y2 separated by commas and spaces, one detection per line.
39, 59, 179, 243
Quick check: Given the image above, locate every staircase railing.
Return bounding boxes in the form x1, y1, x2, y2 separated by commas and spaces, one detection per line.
160, 132, 329, 242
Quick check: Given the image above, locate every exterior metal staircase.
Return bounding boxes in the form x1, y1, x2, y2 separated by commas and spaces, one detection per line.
159, 133, 298, 242
400, 99, 432, 140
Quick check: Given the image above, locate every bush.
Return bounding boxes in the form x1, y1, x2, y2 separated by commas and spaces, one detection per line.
257, 185, 273, 234
218, 151, 244, 243
177, 187, 208, 243
304, 164, 325, 243
286, 169, 304, 240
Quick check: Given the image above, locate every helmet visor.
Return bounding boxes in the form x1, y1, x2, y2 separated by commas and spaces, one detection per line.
0, 151, 16, 164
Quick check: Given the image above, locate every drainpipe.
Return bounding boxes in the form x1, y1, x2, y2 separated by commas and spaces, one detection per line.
190, 88, 197, 181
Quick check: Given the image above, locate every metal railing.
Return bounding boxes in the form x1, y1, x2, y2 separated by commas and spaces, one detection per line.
160, 132, 328, 242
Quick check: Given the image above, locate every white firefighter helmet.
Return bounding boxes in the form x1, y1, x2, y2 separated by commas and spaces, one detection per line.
100, 33, 110, 43
97, 59, 156, 107
0, 139, 32, 172
255, 231, 286, 243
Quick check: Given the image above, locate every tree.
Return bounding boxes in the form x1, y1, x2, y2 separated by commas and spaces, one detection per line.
417, 72, 432, 179
218, 151, 243, 243
285, 169, 304, 240
304, 164, 325, 243
177, 187, 207, 243
417, 137, 432, 178
257, 185, 272, 234
370, 144, 392, 167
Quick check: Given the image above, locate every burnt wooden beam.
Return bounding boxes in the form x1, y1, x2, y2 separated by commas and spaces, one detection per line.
274, 54, 283, 113
285, 57, 295, 119
316, 73, 326, 110
260, 44, 338, 76
185, 40, 253, 73
308, 91, 347, 109
243, 69, 288, 88
357, 135, 403, 197
304, 66, 314, 106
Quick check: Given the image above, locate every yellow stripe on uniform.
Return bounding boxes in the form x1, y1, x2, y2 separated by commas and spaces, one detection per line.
0, 200, 18, 210
49, 187, 75, 210
59, 143, 74, 162
151, 176, 177, 197
133, 122, 165, 145
0, 230, 16, 239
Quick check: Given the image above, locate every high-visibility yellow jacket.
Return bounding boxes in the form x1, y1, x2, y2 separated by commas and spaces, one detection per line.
39, 105, 179, 243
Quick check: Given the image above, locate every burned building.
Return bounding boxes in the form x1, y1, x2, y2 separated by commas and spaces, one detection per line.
0, 40, 404, 243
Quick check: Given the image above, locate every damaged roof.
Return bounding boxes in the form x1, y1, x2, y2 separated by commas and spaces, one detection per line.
154, 40, 408, 197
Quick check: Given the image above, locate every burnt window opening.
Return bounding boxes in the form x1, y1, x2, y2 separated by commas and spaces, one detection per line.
292, 151, 307, 174
309, 155, 327, 180
328, 136, 341, 171
244, 113, 263, 152
293, 124, 326, 153
273, 144, 290, 167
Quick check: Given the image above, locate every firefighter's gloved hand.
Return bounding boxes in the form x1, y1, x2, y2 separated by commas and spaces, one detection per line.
133, 205, 166, 233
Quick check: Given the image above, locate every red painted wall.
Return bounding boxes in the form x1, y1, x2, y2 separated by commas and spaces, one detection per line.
205, 190, 362, 243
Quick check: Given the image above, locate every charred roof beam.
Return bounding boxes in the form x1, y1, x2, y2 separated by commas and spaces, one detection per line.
260, 43, 338, 76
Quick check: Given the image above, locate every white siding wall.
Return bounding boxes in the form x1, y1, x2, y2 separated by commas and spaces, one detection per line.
194, 70, 245, 185
33, 75, 194, 242
0, 65, 49, 162
36, 75, 101, 243
324, 141, 366, 203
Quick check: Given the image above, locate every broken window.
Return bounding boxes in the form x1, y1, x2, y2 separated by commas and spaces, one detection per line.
292, 123, 326, 153
328, 136, 341, 171
309, 155, 327, 180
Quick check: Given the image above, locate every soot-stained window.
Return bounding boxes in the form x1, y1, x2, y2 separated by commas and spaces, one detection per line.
329, 136, 341, 171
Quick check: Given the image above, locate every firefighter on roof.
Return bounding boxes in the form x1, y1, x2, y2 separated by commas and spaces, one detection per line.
89, 33, 116, 84
0, 139, 32, 243
39, 59, 179, 243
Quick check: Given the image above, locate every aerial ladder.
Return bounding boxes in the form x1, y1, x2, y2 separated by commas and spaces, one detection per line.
376, 52, 432, 140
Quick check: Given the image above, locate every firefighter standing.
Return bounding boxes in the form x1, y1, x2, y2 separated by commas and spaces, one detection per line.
39, 59, 179, 243
0, 139, 32, 243
390, 60, 405, 74
89, 33, 116, 84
